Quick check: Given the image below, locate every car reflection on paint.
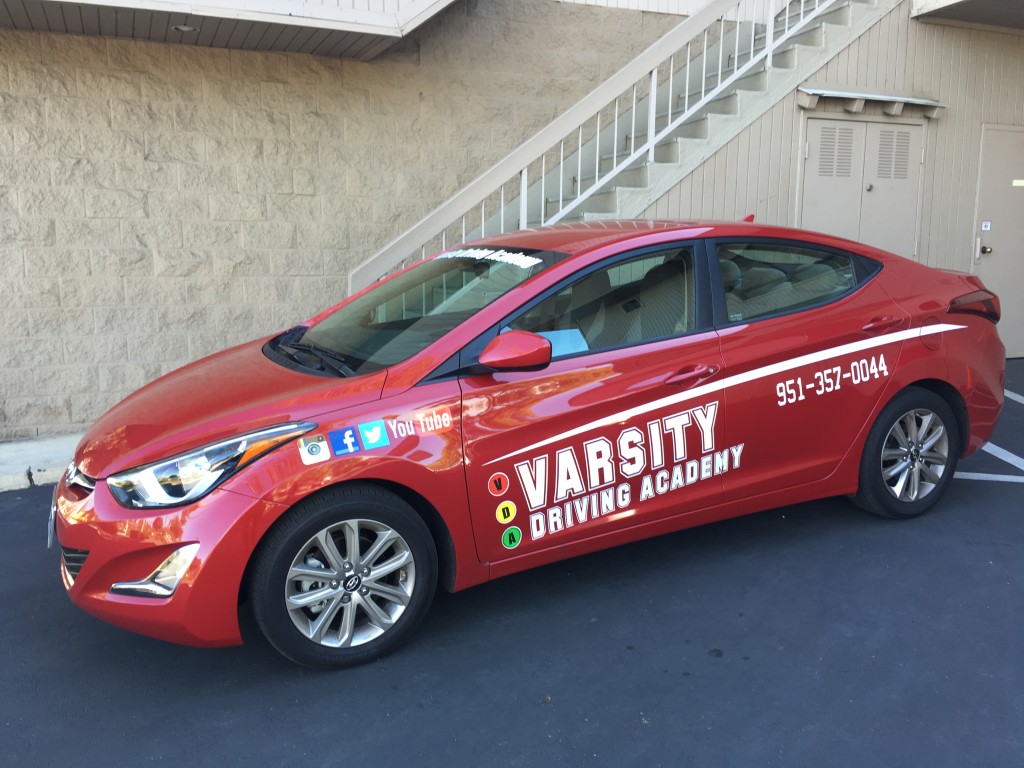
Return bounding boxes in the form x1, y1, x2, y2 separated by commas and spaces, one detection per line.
51, 221, 1005, 668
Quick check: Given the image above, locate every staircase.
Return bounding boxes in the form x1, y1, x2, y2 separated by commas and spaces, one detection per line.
350, 0, 903, 292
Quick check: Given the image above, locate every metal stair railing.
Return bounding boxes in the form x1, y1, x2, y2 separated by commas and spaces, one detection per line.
350, 0, 843, 292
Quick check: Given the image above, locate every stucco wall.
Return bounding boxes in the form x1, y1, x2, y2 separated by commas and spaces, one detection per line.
0, 0, 677, 440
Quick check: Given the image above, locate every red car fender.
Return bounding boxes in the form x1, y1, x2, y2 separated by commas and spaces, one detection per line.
222, 440, 488, 594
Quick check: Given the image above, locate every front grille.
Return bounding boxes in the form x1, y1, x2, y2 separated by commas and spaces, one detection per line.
65, 463, 96, 493
60, 546, 89, 586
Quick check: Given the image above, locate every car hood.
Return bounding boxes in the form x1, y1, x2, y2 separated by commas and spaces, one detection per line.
76, 338, 387, 478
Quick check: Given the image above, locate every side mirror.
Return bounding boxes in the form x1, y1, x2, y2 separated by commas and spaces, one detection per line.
478, 330, 552, 372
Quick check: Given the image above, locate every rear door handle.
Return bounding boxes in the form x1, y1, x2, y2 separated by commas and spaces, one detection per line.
862, 316, 903, 334
666, 363, 718, 386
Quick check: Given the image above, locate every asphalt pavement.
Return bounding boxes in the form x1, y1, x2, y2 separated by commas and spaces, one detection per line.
1, 361, 1021, 768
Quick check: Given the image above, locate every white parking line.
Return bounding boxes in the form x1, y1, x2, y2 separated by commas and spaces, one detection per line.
981, 442, 1024, 473
1005, 389, 1024, 406
955, 471, 1024, 484
954, 441, 1024, 484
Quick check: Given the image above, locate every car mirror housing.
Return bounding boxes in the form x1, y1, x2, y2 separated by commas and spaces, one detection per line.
478, 330, 552, 372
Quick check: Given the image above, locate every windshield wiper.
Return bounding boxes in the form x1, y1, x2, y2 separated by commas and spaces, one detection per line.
277, 328, 357, 378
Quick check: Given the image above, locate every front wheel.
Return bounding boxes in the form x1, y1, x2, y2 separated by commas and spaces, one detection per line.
853, 387, 960, 519
249, 485, 438, 669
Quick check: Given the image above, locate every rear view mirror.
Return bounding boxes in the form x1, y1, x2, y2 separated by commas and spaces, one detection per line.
478, 330, 552, 372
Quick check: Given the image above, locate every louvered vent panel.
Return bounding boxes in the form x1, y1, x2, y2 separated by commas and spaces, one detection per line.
893, 131, 911, 179
835, 127, 854, 178
878, 129, 895, 179
817, 126, 855, 179
818, 126, 837, 177
876, 129, 911, 180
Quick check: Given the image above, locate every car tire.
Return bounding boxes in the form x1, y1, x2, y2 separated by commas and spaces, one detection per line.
249, 484, 437, 669
853, 387, 960, 519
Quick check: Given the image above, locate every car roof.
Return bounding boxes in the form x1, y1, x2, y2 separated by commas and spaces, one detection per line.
464, 219, 846, 257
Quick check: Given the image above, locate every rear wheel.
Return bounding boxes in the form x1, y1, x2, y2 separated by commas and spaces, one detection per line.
854, 387, 960, 519
250, 485, 437, 668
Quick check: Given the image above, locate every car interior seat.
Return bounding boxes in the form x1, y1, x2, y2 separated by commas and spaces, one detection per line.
570, 269, 612, 347
638, 258, 690, 340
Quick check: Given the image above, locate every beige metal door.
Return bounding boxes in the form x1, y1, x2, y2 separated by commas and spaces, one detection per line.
860, 123, 922, 257
976, 125, 1024, 358
802, 119, 922, 258
802, 120, 865, 242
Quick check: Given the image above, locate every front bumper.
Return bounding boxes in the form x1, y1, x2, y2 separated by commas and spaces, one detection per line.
54, 473, 286, 647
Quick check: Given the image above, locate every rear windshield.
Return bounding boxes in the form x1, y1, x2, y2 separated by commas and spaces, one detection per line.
301, 247, 567, 375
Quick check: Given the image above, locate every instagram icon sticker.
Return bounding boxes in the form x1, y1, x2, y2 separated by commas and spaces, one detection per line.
297, 434, 330, 465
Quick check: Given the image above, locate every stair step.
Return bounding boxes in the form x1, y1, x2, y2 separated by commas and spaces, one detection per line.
754, 19, 825, 50
771, 46, 799, 69
775, 4, 849, 30
596, 112, 711, 172
545, 189, 618, 219
580, 163, 650, 189
776, 0, 851, 21
676, 62, 768, 101
732, 68, 769, 93
697, 91, 739, 116
581, 211, 623, 223
776, 23, 825, 48
816, 3, 853, 27
652, 135, 705, 164
676, 115, 710, 139
671, 90, 742, 119
718, 44, 801, 73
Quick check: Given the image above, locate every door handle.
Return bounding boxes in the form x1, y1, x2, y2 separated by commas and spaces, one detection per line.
665, 363, 718, 386
980, 246, 993, 255
862, 316, 903, 334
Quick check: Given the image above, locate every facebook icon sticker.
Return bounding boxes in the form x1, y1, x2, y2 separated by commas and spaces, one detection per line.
328, 427, 361, 456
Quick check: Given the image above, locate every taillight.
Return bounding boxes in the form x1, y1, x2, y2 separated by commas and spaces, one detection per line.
949, 290, 1000, 323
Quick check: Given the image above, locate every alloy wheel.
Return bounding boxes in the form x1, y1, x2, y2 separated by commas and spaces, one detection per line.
285, 519, 416, 648
879, 408, 949, 503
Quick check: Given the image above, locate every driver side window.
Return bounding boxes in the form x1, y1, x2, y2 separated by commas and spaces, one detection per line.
507, 247, 695, 359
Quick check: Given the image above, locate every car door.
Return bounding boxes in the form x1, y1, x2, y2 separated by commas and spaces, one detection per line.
460, 243, 729, 566
711, 239, 910, 500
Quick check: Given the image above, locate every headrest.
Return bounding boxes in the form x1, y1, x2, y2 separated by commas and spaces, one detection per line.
742, 267, 786, 297
719, 260, 741, 290
793, 263, 833, 283
642, 259, 686, 288
572, 270, 611, 310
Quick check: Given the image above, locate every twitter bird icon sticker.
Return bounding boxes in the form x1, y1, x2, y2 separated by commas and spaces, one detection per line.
357, 420, 391, 451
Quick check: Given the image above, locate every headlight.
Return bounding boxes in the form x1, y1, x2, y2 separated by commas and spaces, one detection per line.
107, 423, 316, 509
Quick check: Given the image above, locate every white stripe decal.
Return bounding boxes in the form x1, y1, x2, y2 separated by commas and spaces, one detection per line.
954, 472, 1024, 484
1004, 389, 1024, 406
483, 323, 965, 466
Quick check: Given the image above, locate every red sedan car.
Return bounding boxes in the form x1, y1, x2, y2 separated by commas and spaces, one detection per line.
51, 220, 1005, 668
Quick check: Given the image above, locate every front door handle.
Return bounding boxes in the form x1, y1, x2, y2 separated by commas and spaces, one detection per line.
980, 246, 993, 255
665, 363, 718, 386
862, 316, 903, 334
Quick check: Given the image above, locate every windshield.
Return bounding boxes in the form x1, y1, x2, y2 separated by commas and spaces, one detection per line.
299, 247, 568, 375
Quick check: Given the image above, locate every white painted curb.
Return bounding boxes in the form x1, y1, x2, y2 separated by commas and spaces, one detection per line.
0, 435, 83, 492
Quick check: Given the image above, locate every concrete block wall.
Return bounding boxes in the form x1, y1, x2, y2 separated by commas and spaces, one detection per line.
0, 0, 677, 440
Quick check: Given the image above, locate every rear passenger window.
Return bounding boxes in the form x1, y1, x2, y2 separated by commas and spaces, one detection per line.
506, 247, 696, 358
717, 243, 856, 323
